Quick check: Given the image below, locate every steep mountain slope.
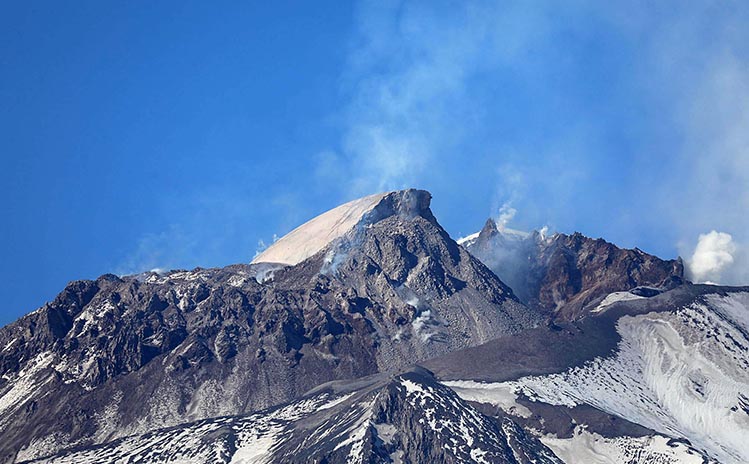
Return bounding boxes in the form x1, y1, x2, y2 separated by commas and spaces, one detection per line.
19, 368, 564, 464
460, 219, 684, 320
0, 190, 538, 462
428, 285, 749, 463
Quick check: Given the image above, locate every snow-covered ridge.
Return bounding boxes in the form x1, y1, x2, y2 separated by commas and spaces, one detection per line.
21, 368, 564, 464
19, 392, 350, 463
445, 291, 749, 464
457, 226, 531, 247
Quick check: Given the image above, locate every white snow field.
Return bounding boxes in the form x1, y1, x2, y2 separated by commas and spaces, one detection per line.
251, 192, 387, 266
22, 392, 350, 464
592, 291, 646, 312
539, 427, 704, 464
445, 291, 749, 464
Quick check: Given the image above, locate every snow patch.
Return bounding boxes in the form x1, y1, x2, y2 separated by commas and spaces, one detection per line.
317, 392, 355, 411
0, 351, 55, 417
592, 291, 645, 313
540, 427, 705, 464
443, 380, 533, 418
2, 337, 18, 352
227, 274, 248, 287
457, 231, 481, 246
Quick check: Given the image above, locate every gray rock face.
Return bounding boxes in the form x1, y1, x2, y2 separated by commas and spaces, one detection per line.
0, 190, 539, 462
461, 219, 684, 320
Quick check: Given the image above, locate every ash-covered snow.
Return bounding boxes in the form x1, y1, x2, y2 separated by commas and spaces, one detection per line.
444, 380, 533, 418
252, 192, 387, 266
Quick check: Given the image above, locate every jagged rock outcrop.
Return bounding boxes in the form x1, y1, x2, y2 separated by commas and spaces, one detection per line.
461, 219, 684, 320
0, 190, 539, 462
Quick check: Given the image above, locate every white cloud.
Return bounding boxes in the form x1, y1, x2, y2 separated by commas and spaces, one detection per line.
687, 231, 737, 284
316, 1, 560, 197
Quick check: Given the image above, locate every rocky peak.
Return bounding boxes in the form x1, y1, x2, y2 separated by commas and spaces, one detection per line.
252, 189, 436, 267
365, 189, 436, 224
461, 222, 685, 321
270, 188, 537, 367
0, 190, 540, 461
479, 218, 499, 239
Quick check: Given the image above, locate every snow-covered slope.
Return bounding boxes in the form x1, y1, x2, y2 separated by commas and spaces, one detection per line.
252, 192, 387, 266
538, 428, 704, 464
19, 392, 342, 463
22, 368, 563, 464
444, 290, 749, 463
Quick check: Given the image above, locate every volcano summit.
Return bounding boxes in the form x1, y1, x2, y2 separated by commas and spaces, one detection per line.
0, 190, 746, 464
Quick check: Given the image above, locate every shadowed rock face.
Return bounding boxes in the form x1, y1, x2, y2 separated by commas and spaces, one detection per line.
0, 190, 539, 462
462, 219, 685, 321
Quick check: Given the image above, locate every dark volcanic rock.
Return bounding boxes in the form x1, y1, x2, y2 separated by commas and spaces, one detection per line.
424, 284, 711, 383
272, 367, 562, 464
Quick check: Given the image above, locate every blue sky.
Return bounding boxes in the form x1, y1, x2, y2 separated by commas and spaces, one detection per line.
2, 1, 748, 326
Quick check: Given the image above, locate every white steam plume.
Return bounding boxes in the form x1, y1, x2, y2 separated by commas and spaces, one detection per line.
687, 231, 736, 284
496, 204, 517, 231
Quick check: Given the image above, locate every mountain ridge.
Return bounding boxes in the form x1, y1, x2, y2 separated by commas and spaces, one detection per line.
0, 189, 537, 462
460, 217, 685, 320
1, 189, 746, 463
